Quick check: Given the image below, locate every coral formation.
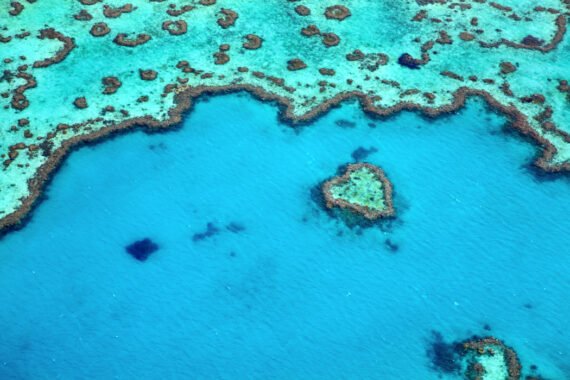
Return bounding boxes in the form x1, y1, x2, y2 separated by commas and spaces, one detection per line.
459, 337, 522, 380
322, 163, 394, 220
0, 0, 569, 233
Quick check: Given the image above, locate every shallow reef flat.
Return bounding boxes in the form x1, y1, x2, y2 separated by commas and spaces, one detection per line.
0, 0, 569, 230
459, 337, 521, 380
322, 162, 394, 220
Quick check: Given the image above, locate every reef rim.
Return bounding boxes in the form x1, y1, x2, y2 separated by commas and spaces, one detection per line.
322, 162, 395, 220
0, 83, 569, 236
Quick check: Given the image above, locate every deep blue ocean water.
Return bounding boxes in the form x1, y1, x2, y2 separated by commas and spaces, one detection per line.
0, 94, 569, 379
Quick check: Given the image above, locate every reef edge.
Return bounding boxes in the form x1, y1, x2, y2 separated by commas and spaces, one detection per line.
0, 84, 569, 235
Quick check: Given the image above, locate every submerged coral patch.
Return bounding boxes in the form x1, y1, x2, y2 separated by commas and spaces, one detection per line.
226, 222, 245, 233
426, 331, 461, 375
192, 222, 220, 242
125, 238, 159, 261
351, 146, 378, 161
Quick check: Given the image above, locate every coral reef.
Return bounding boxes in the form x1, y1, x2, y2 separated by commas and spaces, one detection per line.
322, 163, 395, 220
459, 337, 522, 380
217, 8, 238, 28
113, 33, 151, 47
1, 0, 569, 233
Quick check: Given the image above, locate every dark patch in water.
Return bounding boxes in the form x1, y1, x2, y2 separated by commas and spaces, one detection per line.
125, 238, 159, 261
426, 331, 461, 375
149, 142, 167, 151
310, 182, 327, 207
335, 119, 356, 128
384, 239, 399, 252
524, 303, 533, 309
229, 251, 236, 257
483, 324, 491, 331
226, 222, 246, 233
527, 364, 548, 380
367, 122, 376, 128
521, 162, 570, 184
351, 146, 378, 161
192, 222, 220, 242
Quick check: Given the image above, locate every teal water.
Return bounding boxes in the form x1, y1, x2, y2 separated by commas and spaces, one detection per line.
0, 94, 569, 379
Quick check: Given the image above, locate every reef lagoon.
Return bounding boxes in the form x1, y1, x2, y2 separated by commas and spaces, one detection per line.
1, 0, 570, 379
0, 94, 569, 379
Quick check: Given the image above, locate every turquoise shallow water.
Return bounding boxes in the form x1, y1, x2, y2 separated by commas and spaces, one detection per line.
0, 94, 569, 379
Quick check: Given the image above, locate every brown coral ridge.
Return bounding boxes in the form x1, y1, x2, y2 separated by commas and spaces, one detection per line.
322, 163, 395, 220
324, 5, 351, 21
243, 34, 262, 50
460, 337, 522, 380
346, 50, 389, 71
441, 70, 464, 81
1, 81, 570, 234
74, 9, 93, 21
322, 33, 340, 47
113, 33, 151, 47
459, 32, 475, 41
9, 1, 24, 16
500, 61, 517, 74
395, 41, 433, 69
478, 15, 567, 52
398, 53, 423, 69
139, 69, 158, 81
287, 58, 307, 71
319, 68, 335, 76
10, 72, 37, 111
103, 4, 133, 18
102, 76, 122, 94
162, 20, 187, 35
78, 0, 101, 4
90, 22, 110, 37
489, 2, 512, 12
217, 8, 238, 28
73, 97, 88, 109
301, 24, 321, 37
167, 4, 194, 16
32, 29, 75, 69
558, 79, 570, 93
4, 142, 29, 168
412, 9, 428, 22
213, 52, 229, 65
295, 5, 310, 16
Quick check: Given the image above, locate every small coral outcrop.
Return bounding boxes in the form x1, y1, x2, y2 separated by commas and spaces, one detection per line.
322, 163, 394, 220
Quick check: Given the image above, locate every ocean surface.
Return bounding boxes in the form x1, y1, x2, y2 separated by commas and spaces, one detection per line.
0, 94, 569, 379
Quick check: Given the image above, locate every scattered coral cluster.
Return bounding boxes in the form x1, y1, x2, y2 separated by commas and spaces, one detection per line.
1, 0, 569, 231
